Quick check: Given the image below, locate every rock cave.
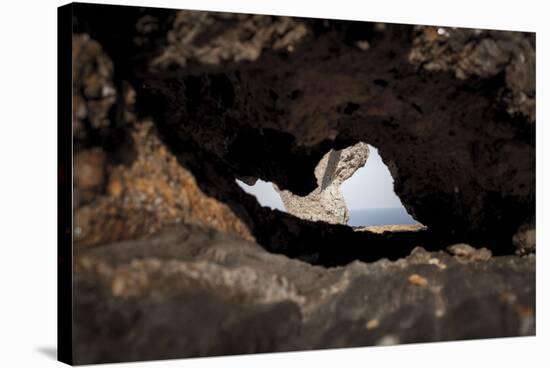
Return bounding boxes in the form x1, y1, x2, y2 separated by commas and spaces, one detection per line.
63, 3, 536, 364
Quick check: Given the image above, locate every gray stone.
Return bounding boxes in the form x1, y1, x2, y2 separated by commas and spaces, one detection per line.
446, 243, 492, 262
275, 142, 369, 224
73, 225, 535, 364
409, 27, 535, 122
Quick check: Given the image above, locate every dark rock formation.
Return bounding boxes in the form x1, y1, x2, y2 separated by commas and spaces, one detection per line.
73, 225, 535, 364
74, 121, 253, 246
150, 10, 308, 68
67, 5, 536, 364
72, 34, 116, 146
72, 4, 535, 254
138, 13, 534, 252
409, 26, 535, 122
513, 223, 536, 255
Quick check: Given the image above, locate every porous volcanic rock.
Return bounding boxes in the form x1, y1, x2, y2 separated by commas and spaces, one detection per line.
409, 26, 535, 122
71, 30, 254, 247
151, 11, 308, 68
137, 16, 534, 251
275, 142, 369, 224
72, 34, 116, 144
67, 6, 537, 364
73, 5, 535, 252
74, 121, 253, 246
73, 224, 535, 364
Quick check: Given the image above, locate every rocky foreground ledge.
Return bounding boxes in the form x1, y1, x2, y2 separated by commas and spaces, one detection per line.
74, 224, 534, 364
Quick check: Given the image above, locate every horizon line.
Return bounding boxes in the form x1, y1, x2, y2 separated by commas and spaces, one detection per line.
348, 207, 409, 211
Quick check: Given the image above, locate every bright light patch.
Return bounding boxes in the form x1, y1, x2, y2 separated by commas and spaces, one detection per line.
236, 179, 285, 211
342, 145, 418, 226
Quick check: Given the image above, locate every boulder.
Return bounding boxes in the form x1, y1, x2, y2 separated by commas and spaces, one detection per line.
73, 225, 535, 364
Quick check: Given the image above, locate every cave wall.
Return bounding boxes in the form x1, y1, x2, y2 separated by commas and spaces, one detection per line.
72, 4, 535, 255
67, 5, 536, 364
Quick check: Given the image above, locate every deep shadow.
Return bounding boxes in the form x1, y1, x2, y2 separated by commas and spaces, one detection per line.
145, 130, 446, 267
129, 60, 515, 266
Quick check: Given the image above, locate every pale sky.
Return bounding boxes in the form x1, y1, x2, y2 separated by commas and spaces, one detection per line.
236, 145, 405, 211
237, 178, 285, 210
341, 145, 404, 209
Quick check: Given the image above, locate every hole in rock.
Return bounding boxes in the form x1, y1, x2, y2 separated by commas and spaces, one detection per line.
342, 145, 420, 227
235, 144, 421, 230
236, 179, 286, 211
232, 145, 434, 267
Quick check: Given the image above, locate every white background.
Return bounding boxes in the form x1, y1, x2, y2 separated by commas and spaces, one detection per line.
0, 0, 547, 366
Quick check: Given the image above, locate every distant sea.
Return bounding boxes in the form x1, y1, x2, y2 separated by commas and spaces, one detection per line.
348, 208, 417, 227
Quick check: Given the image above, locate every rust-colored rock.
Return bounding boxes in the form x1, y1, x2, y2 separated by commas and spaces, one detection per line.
72, 29, 254, 247
74, 121, 253, 247
74, 148, 107, 207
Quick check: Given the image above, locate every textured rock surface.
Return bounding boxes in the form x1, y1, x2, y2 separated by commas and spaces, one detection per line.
71, 29, 254, 247
276, 142, 369, 224
74, 120, 253, 246
151, 11, 308, 68
73, 225, 535, 364
409, 26, 535, 122
137, 15, 534, 250
73, 4, 535, 252
72, 34, 116, 145
68, 5, 536, 364
513, 223, 536, 255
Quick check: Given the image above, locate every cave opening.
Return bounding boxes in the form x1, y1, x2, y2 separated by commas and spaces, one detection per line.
233, 158, 435, 266
342, 144, 419, 227
236, 179, 286, 211
235, 144, 421, 229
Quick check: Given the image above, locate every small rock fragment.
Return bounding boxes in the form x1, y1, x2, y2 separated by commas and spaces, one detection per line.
356, 40, 370, 51
376, 335, 400, 346
513, 223, 536, 255
447, 243, 492, 262
366, 319, 379, 330
75, 148, 107, 206
408, 274, 428, 287
428, 258, 447, 270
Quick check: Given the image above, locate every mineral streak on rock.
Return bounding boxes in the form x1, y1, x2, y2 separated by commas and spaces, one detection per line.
275, 142, 369, 224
